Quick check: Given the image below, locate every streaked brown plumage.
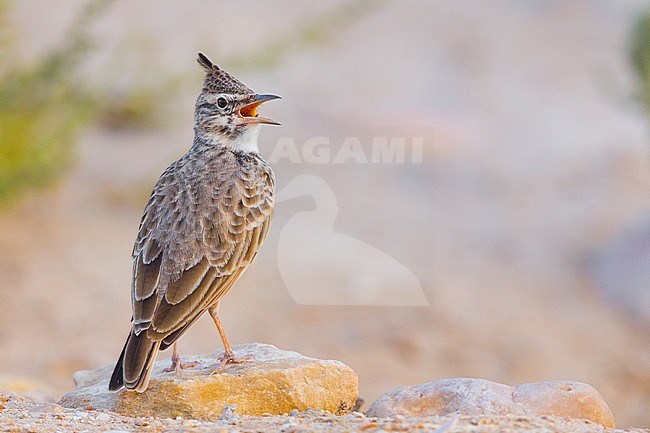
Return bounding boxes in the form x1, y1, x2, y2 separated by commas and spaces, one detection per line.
109, 53, 279, 392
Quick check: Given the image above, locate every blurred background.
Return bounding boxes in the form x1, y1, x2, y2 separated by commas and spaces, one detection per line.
0, 0, 649, 427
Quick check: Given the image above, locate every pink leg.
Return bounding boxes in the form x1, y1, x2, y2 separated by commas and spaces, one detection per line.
208, 304, 250, 374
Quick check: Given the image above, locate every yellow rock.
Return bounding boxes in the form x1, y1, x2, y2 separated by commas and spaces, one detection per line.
59, 343, 358, 420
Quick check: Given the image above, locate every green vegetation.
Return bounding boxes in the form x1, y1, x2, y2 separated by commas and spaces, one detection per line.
100, 86, 170, 129
0, 0, 384, 208
0, 0, 111, 206
631, 10, 650, 113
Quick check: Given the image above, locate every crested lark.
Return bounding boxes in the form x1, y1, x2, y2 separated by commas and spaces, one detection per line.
109, 53, 279, 392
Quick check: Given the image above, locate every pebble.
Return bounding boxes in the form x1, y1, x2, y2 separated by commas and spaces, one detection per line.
96, 412, 111, 421
28, 403, 64, 414
218, 404, 237, 420
134, 418, 149, 426
280, 421, 298, 432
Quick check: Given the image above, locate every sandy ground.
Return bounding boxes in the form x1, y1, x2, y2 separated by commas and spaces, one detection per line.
1, 393, 649, 433
0, 0, 649, 429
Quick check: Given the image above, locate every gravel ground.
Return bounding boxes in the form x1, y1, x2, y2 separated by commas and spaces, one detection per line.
1, 394, 648, 433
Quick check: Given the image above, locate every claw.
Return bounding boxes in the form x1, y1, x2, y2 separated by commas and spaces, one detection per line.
163, 348, 199, 376
164, 360, 198, 375
210, 352, 252, 375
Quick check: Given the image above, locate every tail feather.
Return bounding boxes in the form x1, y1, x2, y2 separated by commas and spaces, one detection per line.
109, 329, 160, 392
108, 338, 127, 391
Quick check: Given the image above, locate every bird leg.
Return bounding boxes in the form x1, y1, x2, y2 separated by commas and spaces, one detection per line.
163, 342, 197, 375
209, 304, 251, 374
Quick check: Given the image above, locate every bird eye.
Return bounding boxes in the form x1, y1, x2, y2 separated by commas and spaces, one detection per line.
216, 97, 229, 109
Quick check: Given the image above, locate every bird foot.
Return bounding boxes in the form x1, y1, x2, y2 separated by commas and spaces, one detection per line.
210, 353, 252, 375
163, 359, 199, 376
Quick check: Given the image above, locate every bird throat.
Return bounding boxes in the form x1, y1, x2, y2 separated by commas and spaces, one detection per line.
197, 124, 261, 154
229, 124, 261, 154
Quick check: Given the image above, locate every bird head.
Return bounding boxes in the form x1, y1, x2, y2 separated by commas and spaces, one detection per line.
194, 52, 280, 145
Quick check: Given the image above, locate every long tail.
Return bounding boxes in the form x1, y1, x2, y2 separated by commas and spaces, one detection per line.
109, 328, 161, 392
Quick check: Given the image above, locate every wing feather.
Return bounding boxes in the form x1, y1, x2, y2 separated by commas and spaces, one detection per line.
129, 152, 274, 346
151, 267, 217, 334
164, 257, 211, 305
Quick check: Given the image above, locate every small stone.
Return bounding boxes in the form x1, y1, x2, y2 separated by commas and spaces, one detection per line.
360, 421, 378, 431
218, 404, 237, 420
95, 412, 111, 421
280, 421, 297, 432
59, 343, 358, 420
512, 381, 615, 428
288, 409, 299, 416
28, 403, 64, 414
366, 378, 614, 428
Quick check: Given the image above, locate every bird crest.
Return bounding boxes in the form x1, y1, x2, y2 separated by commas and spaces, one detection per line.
197, 52, 253, 95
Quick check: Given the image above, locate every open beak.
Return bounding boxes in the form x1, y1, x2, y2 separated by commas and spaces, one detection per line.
238, 94, 281, 125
